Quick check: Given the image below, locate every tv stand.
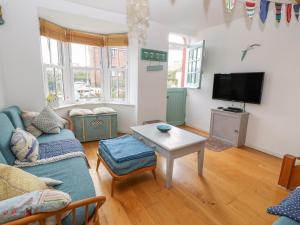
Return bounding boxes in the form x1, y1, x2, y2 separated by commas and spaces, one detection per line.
210, 109, 249, 147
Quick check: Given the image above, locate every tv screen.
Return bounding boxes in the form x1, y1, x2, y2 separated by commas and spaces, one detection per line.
212, 72, 264, 104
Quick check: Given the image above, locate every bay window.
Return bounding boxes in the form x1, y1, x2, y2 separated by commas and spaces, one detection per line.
39, 19, 129, 105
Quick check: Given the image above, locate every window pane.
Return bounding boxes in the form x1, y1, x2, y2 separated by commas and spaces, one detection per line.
167, 47, 183, 88
50, 39, 59, 65
45, 67, 64, 101
73, 69, 103, 101
41, 37, 50, 64
109, 48, 128, 68
87, 46, 102, 68
71, 43, 101, 68
71, 43, 86, 67
110, 70, 126, 101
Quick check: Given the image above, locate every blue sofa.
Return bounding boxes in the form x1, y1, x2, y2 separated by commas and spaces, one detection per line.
0, 106, 99, 225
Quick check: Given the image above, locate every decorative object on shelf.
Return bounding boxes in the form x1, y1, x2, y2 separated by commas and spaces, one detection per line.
141, 48, 168, 62
241, 43, 261, 61
156, 124, 172, 133
225, 0, 237, 12
286, 3, 292, 23
245, 0, 257, 18
260, 0, 270, 23
294, 4, 300, 20
0, 5, 4, 25
46, 93, 59, 108
275, 3, 283, 23
127, 0, 150, 46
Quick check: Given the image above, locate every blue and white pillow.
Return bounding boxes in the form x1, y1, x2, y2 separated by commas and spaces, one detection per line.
267, 187, 300, 223
10, 128, 39, 162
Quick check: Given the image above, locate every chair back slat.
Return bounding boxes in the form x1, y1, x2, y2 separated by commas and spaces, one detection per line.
85, 205, 89, 224
72, 208, 77, 225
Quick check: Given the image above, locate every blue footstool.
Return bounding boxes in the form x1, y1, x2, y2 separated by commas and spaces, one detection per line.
96, 135, 157, 196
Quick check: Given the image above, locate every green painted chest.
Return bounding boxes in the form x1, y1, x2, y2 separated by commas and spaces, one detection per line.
71, 113, 118, 142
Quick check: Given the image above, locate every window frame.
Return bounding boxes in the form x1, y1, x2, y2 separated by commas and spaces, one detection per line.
41, 36, 129, 105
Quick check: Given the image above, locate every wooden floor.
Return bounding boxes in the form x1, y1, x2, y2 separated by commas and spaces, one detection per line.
83, 126, 289, 225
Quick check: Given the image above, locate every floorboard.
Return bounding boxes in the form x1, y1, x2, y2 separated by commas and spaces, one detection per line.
83, 126, 289, 225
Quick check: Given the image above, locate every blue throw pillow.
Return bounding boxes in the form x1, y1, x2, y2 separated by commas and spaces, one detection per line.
267, 188, 300, 223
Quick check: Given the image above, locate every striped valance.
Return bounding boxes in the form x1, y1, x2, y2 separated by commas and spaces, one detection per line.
39, 18, 128, 47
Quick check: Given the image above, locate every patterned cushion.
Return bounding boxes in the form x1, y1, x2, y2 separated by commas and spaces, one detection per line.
69, 108, 94, 117
11, 128, 39, 162
0, 164, 47, 200
0, 190, 71, 224
39, 177, 64, 186
48, 107, 67, 129
32, 107, 60, 134
268, 187, 300, 222
21, 111, 43, 137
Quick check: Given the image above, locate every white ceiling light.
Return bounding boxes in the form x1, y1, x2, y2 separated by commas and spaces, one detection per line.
127, 0, 150, 46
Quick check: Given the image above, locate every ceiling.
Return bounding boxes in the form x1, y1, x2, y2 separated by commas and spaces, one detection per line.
64, 0, 248, 34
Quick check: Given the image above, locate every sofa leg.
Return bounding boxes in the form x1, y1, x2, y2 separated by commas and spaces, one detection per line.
96, 158, 101, 171
111, 178, 116, 197
152, 169, 157, 181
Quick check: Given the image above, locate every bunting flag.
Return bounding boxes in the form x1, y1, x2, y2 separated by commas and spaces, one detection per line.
286, 4, 292, 23
294, 4, 300, 20
260, 0, 270, 23
275, 3, 282, 23
245, 0, 257, 18
225, 0, 236, 12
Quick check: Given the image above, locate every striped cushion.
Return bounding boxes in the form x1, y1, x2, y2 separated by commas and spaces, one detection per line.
0, 190, 71, 224
11, 128, 39, 162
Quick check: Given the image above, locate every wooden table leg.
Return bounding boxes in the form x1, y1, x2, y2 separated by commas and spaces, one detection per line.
165, 156, 174, 188
197, 144, 205, 176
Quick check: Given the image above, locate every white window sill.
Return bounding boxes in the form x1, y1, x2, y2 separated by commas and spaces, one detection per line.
53, 101, 135, 110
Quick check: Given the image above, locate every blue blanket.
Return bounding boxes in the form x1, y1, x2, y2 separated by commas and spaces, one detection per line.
99, 135, 155, 163
39, 139, 84, 160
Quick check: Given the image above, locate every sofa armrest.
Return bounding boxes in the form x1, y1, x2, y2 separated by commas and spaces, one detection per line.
278, 154, 300, 190
63, 117, 74, 131
3, 195, 106, 225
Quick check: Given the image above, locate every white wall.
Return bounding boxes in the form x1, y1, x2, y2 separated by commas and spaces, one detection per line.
137, 22, 169, 124
0, 69, 5, 109
0, 0, 45, 111
186, 14, 300, 157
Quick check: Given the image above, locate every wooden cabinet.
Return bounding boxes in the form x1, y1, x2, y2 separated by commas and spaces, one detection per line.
71, 113, 117, 142
209, 109, 249, 147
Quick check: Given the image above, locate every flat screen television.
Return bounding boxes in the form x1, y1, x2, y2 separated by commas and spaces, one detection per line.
212, 72, 264, 104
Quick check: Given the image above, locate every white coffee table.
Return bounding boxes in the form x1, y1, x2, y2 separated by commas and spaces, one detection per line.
131, 123, 207, 188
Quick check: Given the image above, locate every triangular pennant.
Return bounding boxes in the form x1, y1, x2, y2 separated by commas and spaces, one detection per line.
286, 4, 292, 23
260, 0, 270, 23
245, 0, 257, 18
225, 0, 236, 12
275, 3, 282, 23
294, 4, 300, 20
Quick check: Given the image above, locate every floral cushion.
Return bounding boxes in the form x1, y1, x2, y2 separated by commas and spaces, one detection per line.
32, 107, 60, 134
0, 190, 71, 224
10, 128, 39, 162
21, 111, 43, 137
0, 164, 47, 200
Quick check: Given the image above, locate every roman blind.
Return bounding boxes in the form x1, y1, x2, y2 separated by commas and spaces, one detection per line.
39, 18, 128, 47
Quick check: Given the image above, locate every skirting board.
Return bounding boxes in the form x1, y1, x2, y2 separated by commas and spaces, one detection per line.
185, 125, 283, 159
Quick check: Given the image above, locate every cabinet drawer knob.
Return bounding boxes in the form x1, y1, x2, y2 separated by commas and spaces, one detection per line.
234, 130, 239, 133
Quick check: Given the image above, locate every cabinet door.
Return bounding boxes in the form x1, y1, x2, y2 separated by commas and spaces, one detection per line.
167, 88, 187, 126
210, 113, 239, 145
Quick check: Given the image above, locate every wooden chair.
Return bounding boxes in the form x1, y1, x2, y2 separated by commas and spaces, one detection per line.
278, 154, 300, 190
96, 153, 156, 197
3, 196, 106, 225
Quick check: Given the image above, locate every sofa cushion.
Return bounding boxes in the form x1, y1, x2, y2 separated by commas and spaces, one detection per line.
11, 128, 39, 162
23, 157, 96, 225
0, 164, 47, 200
21, 111, 43, 137
273, 217, 300, 225
0, 113, 16, 165
32, 107, 60, 134
37, 129, 75, 144
0, 152, 7, 164
2, 106, 25, 130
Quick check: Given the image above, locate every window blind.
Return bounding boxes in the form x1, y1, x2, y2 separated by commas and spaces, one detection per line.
39, 18, 128, 47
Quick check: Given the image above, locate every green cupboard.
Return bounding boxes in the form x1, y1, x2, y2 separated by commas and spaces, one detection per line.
166, 88, 187, 126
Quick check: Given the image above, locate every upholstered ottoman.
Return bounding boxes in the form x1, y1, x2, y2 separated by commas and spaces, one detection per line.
96, 135, 157, 196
